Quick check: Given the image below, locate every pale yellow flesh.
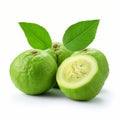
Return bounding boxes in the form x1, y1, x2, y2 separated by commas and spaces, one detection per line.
57, 55, 98, 88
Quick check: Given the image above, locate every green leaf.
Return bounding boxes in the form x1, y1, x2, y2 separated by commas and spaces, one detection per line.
19, 22, 52, 50
63, 20, 100, 51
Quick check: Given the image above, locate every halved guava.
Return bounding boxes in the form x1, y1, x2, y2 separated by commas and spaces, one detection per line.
56, 48, 109, 100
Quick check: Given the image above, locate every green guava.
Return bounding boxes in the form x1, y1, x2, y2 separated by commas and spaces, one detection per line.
52, 42, 73, 66
44, 48, 57, 61
52, 42, 73, 88
56, 48, 109, 100
10, 49, 57, 95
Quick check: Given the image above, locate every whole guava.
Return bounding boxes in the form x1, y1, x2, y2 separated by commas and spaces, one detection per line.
10, 49, 57, 95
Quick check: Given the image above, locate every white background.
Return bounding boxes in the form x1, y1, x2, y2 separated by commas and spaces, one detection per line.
0, 0, 120, 119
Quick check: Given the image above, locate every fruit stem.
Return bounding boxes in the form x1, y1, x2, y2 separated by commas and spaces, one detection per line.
31, 50, 38, 54
53, 44, 58, 49
82, 48, 88, 52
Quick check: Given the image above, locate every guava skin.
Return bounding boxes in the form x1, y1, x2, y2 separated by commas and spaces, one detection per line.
52, 42, 73, 88
44, 48, 57, 61
52, 42, 73, 66
57, 48, 109, 100
10, 49, 57, 95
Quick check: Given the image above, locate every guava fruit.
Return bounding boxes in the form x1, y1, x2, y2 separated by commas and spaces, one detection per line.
52, 42, 73, 88
10, 49, 57, 95
44, 48, 57, 61
56, 48, 109, 100
52, 42, 73, 65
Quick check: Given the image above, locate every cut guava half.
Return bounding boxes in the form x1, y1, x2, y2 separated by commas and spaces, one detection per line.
56, 48, 109, 100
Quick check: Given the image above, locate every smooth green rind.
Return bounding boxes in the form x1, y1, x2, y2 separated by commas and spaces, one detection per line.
19, 22, 52, 50
56, 48, 109, 100
63, 20, 100, 51
10, 49, 57, 95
